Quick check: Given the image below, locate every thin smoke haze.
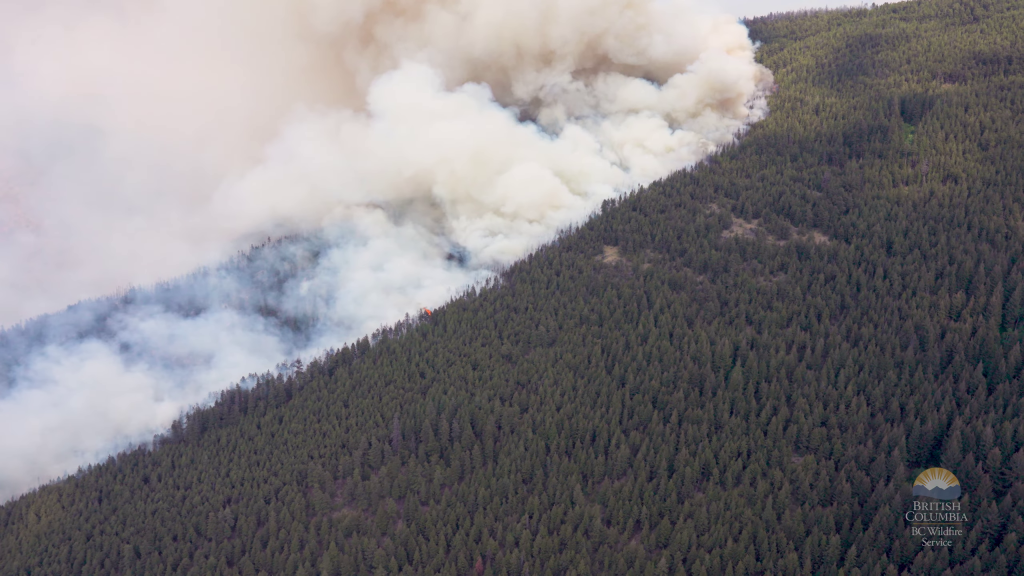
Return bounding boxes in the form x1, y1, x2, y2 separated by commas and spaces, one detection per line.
0, 0, 772, 501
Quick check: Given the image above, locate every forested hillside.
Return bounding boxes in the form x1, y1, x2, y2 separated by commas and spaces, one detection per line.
3, 0, 1024, 574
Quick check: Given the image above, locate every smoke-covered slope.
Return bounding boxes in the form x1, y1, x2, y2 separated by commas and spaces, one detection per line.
3, 0, 1024, 574
0, 0, 771, 501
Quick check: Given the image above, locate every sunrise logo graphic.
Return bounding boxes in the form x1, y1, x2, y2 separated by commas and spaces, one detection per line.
913, 468, 961, 500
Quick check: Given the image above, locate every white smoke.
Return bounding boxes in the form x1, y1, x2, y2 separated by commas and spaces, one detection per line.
0, 0, 772, 501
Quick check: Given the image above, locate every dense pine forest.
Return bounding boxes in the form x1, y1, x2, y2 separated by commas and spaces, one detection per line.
3, 0, 1024, 573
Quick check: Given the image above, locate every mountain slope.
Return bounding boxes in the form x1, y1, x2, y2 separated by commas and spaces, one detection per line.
3, 0, 1024, 574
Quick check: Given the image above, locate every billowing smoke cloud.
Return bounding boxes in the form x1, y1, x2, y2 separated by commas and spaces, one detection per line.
0, 0, 772, 501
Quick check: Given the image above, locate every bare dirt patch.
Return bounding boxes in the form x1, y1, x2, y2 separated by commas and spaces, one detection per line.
803, 230, 831, 245
722, 217, 831, 246
596, 245, 624, 264
721, 217, 760, 239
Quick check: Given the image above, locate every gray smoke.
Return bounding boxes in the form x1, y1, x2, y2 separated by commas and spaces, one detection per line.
0, 0, 772, 501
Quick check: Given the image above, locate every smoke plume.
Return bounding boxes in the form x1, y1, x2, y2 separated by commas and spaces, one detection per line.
0, 0, 772, 501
